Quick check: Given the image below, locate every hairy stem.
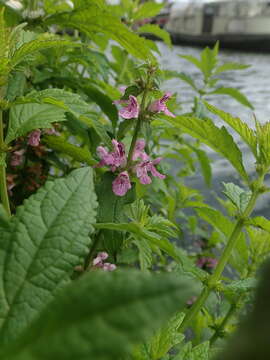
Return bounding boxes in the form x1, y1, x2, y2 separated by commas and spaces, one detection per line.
127, 72, 151, 166
179, 180, 264, 333
0, 110, 11, 217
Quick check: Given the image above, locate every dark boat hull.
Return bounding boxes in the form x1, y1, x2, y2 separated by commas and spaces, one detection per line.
169, 32, 270, 52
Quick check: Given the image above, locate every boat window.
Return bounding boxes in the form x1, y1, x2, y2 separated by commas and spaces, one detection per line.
263, 2, 270, 15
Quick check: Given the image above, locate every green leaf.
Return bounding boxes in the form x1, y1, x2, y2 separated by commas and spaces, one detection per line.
6, 102, 66, 144
137, 24, 171, 47
96, 172, 136, 254
209, 87, 254, 110
16, 89, 112, 148
95, 221, 206, 282
222, 278, 257, 302
5, 71, 26, 101
0, 167, 97, 345
175, 72, 198, 91
222, 182, 252, 214
248, 216, 270, 233
2, 270, 198, 360
45, 5, 154, 61
43, 135, 96, 166
204, 102, 257, 157
169, 115, 249, 182
10, 36, 79, 68
133, 2, 164, 20
188, 145, 212, 187
214, 62, 250, 75
200, 45, 218, 81
179, 55, 203, 73
82, 84, 118, 129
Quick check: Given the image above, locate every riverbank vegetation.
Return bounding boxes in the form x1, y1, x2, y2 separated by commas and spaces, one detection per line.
1, 1, 270, 359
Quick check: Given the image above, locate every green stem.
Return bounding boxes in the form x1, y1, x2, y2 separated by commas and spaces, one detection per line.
178, 180, 264, 333
0, 110, 11, 217
126, 72, 151, 166
210, 302, 237, 345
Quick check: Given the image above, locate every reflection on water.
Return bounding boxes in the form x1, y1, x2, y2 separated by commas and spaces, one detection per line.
158, 43, 270, 213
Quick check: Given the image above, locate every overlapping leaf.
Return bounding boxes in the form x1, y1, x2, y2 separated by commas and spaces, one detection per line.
2, 270, 198, 360
0, 168, 97, 345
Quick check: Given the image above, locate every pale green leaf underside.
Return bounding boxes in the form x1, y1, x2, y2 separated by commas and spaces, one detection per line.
2, 270, 198, 360
0, 167, 97, 345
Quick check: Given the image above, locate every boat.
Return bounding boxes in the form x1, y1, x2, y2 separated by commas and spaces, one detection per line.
165, 0, 270, 51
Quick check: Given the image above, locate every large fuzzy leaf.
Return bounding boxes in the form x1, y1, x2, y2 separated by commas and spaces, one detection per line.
169, 115, 249, 182
14, 89, 112, 148
6, 102, 66, 144
1, 270, 198, 360
10, 36, 78, 68
0, 167, 97, 345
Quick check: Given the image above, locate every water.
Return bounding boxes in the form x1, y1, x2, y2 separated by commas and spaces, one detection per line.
158, 42, 270, 214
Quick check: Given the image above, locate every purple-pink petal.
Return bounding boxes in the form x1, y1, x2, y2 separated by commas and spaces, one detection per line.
118, 95, 139, 119
112, 171, 132, 196
148, 92, 175, 118
132, 139, 149, 161
28, 129, 41, 147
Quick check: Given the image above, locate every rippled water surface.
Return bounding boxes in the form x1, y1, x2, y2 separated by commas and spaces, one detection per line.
157, 43, 270, 213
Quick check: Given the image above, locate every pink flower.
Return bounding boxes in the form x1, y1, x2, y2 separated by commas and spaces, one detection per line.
96, 139, 127, 170
93, 252, 109, 267
103, 263, 117, 271
196, 257, 218, 269
92, 252, 116, 272
114, 95, 139, 119
10, 149, 25, 167
112, 171, 132, 196
119, 86, 127, 94
135, 157, 166, 185
148, 92, 175, 118
132, 139, 149, 161
28, 129, 41, 147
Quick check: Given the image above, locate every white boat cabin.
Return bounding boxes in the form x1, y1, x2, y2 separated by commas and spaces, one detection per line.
166, 0, 270, 36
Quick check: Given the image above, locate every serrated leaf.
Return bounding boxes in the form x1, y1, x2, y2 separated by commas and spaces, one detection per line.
10, 37, 79, 68
209, 87, 254, 110
45, 5, 154, 61
175, 72, 198, 91
95, 221, 206, 282
222, 278, 257, 301
6, 102, 66, 143
204, 102, 257, 157
222, 182, 252, 213
133, 1, 164, 20
15, 89, 112, 148
137, 24, 171, 47
169, 115, 249, 182
2, 270, 198, 360
200, 46, 218, 80
214, 62, 250, 75
0, 167, 97, 345
179, 54, 203, 73
248, 216, 270, 233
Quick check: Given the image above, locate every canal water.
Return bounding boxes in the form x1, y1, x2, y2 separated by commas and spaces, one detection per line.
158, 42, 270, 214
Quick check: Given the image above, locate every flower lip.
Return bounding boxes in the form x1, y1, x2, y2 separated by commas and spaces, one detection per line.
112, 171, 132, 197
115, 95, 140, 119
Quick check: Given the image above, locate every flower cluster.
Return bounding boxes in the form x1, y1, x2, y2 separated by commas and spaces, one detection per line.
96, 139, 166, 197
114, 92, 175, 119
92, 252, 117, 271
